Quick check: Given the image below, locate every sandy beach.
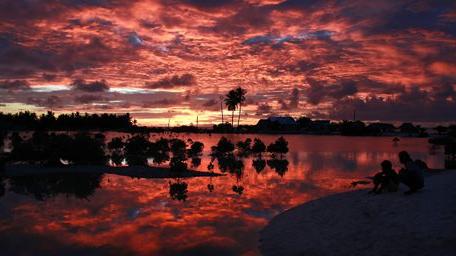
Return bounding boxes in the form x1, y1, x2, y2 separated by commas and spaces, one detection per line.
260, 171, 456, 256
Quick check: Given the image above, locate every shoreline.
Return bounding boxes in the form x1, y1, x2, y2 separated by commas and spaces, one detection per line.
260, 170, 456, 256
2, 164, 222, 179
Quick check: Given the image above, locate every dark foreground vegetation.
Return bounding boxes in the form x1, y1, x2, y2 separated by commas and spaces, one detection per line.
1, 131, 288, 173
0, 131, 290, 201
0, 111, 134, 131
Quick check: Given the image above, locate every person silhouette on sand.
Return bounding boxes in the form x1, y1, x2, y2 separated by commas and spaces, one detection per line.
369, 160, 399, 194
398, 151, 424, 195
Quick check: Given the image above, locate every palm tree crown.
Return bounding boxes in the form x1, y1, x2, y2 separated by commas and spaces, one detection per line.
224, 90, 238, 126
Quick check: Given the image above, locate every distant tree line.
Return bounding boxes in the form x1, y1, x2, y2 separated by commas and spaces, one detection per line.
0, 111, 134, 130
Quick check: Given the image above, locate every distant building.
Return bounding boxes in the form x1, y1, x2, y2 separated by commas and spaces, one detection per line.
256, 116, 297, 131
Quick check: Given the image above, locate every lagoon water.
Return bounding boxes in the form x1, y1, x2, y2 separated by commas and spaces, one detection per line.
0, 134, 444, 255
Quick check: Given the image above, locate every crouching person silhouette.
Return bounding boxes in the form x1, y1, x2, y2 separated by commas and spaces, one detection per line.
369, 160, 399, 194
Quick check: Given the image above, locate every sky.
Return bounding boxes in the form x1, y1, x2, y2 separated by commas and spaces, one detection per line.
0, 0, 455, 126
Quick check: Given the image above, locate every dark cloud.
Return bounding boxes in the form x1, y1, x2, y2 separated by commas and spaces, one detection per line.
128, 32, 144, 47
74, 94, 105, 104
42, 73, 58, 81
0, 36, 129, 78
329, 85, 456, 122
243, 30, 333, 46
306, 79, 358, 105
202, 99, 218, 107
207, 5, 273, 35
0, 0, 132, 25
145, 74, 196, 89
142, 98, 180, 107
0, 80, 31, 91
256, 103, 273, 116
279, 87, 300, 110
170, 0, 240, 10
71, 79, 110, 92
27, 95, 62, 108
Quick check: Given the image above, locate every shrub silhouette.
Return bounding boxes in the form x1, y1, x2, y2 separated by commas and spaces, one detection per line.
107, 137, 125, 166
170, 139, 187, 160
149, 138, 170, 164
66, 133, 107, 164
267, 136, 289, 158
170, 157, 188, 172
211, 137, 235, 156
236, 138, 252, 157
187, 141, 204, 157
251, 138, 266, 156
124, 134, 150, 166
0, 131, 4, 150
191, 157, 202, 168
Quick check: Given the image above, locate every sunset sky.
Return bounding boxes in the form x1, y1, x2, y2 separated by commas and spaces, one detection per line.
0, 0, 455, 126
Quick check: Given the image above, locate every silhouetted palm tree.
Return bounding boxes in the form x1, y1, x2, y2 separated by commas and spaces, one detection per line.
234, 87, 247, 127
224, 90, 238, 126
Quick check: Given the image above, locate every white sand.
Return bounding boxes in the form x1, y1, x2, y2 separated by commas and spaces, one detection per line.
260, 171, 456, 256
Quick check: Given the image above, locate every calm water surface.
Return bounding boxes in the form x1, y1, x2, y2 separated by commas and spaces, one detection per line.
0, 134, 444, 255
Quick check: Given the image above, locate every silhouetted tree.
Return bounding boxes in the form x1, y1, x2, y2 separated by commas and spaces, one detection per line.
236, 138, 252, 157
170, 139, 187, 160
0, 111, 133, 130
434, 125, 448, 135
125, 134, 150, 166
267, 136, 289, 158
108, 137, 125, 166
251, 138, 266, 156
187, 141, 204, 157
224, 90, 238, 126
296, 116, 311, 130
149, 138, 170, 164
170, 157, 188, 172
191, 157, 202, 168
211, 136, 235, 156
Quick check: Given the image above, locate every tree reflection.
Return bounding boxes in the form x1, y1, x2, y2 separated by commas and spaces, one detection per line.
6, 173, 103, 201
207, 177, 214, 192
252, 158, 266, 173
232, 185, 244, 195
267, 159, 289, 177
169, 179, 188, 201
216, 154, 244, 175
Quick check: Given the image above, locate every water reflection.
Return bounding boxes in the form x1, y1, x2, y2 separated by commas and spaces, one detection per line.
0, 134, 445, 255
169, 179, 188, 201
2, 173, 103, 201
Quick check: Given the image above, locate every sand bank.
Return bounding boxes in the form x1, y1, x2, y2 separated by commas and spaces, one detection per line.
260, 171, 456, 256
